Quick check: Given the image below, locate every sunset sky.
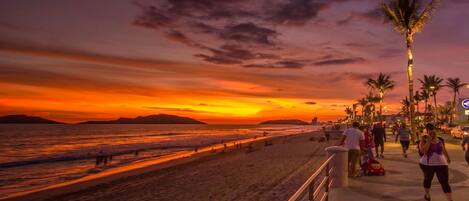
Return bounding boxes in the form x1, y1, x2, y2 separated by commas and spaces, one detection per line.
0, 0, 468, 124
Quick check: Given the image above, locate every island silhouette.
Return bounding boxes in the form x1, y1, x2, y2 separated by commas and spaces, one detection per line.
78, 114, 206, 124
0, 114, 64, 124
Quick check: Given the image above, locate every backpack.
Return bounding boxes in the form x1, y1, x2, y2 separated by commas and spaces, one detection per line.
417, 137, 444, 157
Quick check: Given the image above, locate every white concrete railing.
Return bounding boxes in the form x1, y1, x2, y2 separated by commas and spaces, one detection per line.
288, 146, 348, 201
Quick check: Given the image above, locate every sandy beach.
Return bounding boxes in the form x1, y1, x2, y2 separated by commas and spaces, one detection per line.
11, 131, 337, 201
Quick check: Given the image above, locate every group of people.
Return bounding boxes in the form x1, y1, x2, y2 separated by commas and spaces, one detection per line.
340, 121, 455, 201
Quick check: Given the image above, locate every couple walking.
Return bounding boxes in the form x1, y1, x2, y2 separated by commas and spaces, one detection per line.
341, 122, 453, 201
340, 122, 387, 177
369, 121, 410, 158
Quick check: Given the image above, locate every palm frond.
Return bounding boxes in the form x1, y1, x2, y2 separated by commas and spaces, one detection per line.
412, 0, 441, 33
382, 2, 406, 34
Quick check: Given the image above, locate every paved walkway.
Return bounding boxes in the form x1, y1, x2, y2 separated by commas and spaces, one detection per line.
331, 141, 469, 201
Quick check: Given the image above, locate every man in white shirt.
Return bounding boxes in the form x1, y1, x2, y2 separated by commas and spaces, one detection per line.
340, 122, 365, 177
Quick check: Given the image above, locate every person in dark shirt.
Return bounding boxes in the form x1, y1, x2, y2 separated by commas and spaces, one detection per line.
372, 122, 386, 158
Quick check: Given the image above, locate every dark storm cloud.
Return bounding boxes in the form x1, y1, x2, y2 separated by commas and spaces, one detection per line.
134, 2, 282, 65
267, 0, 324, 25
134, 0, 362, 67
343, 42, 378, 48
337, 7, 386, 26
243, 59, 307, 69
313, 57, 365, 66
194, 54, 243, 65
133, 5, 172, 29
221, 23, 279, 45
165, 30, 208, 49
194, 45, 280, 65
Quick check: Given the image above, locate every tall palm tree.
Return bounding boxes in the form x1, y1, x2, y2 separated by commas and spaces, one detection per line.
445, 77, 467, 125
366, 73, 395, 121
419, 74, 444, 122
383, 0, 440, 140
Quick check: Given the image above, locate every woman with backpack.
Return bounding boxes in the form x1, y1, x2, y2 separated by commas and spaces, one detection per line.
419, 123, 453, 201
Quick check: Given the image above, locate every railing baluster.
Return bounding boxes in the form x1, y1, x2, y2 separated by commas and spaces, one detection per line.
325, 162, 330, 201
288, 154, 335, 201
308, 177, 316, 201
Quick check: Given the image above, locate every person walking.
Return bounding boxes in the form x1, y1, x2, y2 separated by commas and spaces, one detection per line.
372, 122, 386, 158
396, 122, 411, 158
340, 122, 365, 177
419, 123, 453, 201
363, 125, 374, 158
462, 133, 469, 165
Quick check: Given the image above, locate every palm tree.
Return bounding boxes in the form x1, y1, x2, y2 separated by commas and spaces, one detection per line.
420, 89, 430, 113
419, 74, 444, 123
382, 0, 440, 141
446, 77, 467, 125
366, 73, 395, 121
358, 98, 369, 122
438, 102, 453, 125
366, 92, 382, 122
414, 90, 422, 113
401, 97, 411, 117
345, 107, 354, 122
352, 103, 359, 121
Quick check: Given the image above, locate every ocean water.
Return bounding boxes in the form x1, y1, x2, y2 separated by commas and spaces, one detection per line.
0, 124, 318, 198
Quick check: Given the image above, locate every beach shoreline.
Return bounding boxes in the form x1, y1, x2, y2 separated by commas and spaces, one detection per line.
3, 130, 331, 201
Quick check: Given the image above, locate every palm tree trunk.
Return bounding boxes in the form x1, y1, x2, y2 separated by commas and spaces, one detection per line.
379, 92, 384, 122
406, 35, 416, 143
450, 92, 456, 125
433, 93, 438, 123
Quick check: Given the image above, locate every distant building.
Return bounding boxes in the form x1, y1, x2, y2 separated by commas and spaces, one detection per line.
384, 114, 405, 123
456, 98, 469, 123
311, 117, 318, 125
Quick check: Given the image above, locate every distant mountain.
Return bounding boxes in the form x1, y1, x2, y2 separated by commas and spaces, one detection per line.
0, 114, 64, 124
80, 114, 207, 124
259, 119, 310, 125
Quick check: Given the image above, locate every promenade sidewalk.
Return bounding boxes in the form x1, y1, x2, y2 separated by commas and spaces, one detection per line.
331, 141, 469, 201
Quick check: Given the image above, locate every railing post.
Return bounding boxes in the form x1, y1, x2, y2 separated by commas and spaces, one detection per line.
325, 146, 348, 188
325, 162, 330, 201
308, 177, 316, 201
